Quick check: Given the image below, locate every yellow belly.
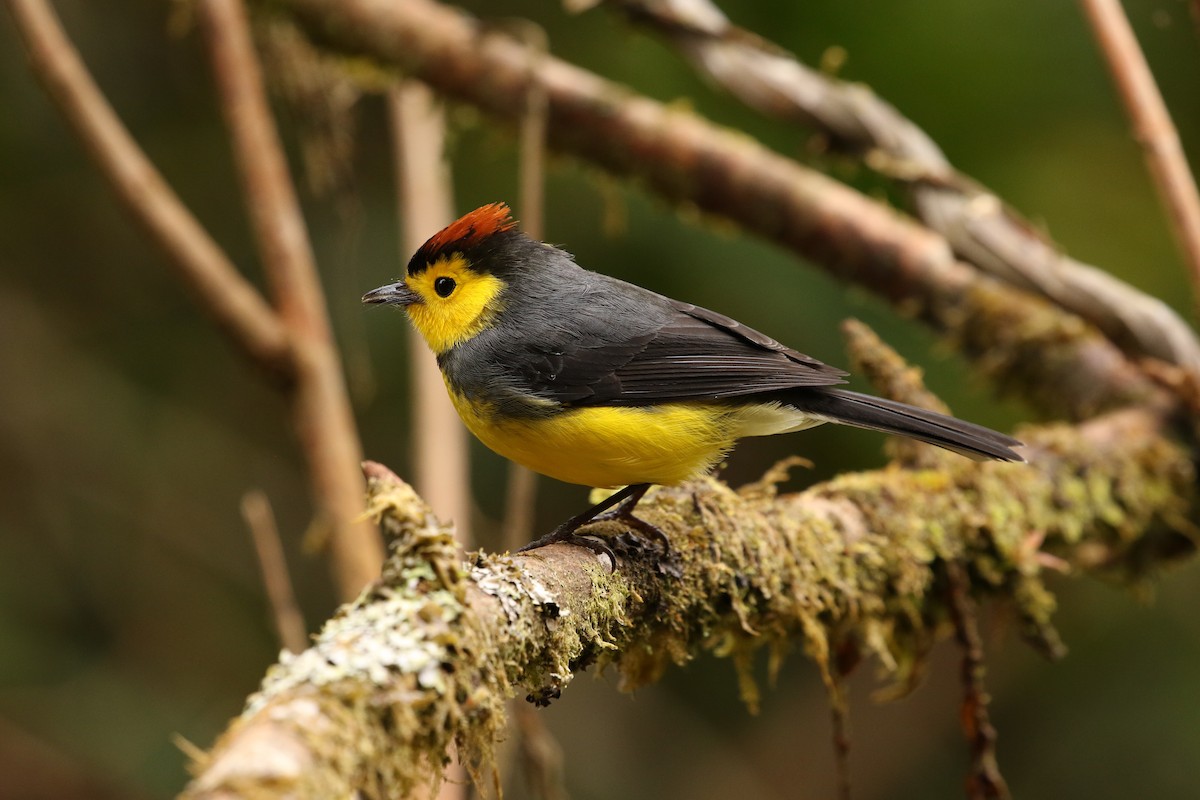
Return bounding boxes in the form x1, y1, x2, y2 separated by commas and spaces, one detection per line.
448, 389, 740, 488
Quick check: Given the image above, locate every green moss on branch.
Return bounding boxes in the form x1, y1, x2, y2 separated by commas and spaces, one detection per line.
183, 410, 1194, 799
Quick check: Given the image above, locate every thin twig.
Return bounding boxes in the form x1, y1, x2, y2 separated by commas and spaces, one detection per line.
828, 679, 852, 800
1080, 0, 1200, 318
944, 561, 1010, 800
4, 0, 292, 377
517, 24, 548, 242
198, 0, 383, 600
501, 21, 549, 553
514, 704, 568, 800
502, 468, 538, 551
242, 490, 309, 654
254, 22, 377, 408
387, 82, 473, 547
200, 0, 328, 336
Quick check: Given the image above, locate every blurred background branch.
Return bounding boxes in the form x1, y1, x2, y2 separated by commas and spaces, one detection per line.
389, 81, 474, 551
1079, 0, 1200, 316
7, 0, 384, 602
4, 0, 292, 374
593, 0, 1200, 372
500, 20, 549, 557
241, 489, 308, 654
4, 0, 1200, 798
197, 0, 382, 599
272, 0, 1167, 422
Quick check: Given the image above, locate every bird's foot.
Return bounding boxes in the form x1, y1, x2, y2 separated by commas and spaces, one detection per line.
590, 503, 670, 553
515, 483, 668, 566
517, 524, 618, 565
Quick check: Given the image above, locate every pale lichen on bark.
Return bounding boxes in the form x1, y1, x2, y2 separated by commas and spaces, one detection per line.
184, 410, 1196, 798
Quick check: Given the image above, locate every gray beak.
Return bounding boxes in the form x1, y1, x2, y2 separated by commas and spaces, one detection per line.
362, 281, 421, 307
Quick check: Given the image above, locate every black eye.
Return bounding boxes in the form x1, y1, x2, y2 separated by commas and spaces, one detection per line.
434, 276, 456, 298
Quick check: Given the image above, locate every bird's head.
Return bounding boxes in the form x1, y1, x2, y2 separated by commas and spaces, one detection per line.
363, 202, 527, 354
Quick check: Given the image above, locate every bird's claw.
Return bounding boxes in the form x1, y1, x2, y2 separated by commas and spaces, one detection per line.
517, 526, 618, 568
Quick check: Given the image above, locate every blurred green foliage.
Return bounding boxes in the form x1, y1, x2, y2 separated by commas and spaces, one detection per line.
1, 0, 1199, 798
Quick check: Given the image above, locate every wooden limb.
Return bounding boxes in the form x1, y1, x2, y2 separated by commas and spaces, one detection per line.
181, 408, 1196, 798
8, 0, 381, 597
242, 490, 309, 654
386, 82, 473, 546
512, 704, 567, 800
198, 0, 383, 599
595, 0, 1200, 372
268, 0, 1167, 422
945, 560, 1010, 800
502, 23, 549, 552
1080, 0, 1200, 321
4, 0, 292, 377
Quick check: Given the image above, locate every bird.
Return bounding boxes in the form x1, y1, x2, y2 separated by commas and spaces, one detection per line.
364, 202, 1023, 558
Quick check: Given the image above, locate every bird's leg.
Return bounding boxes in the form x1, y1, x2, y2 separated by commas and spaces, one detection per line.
517, 483, 667, 559
588, 483, 670, 551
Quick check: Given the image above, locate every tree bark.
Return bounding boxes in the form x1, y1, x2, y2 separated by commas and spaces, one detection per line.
183, 410, 1195, 798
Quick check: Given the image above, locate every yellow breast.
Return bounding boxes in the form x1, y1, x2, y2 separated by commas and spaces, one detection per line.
447, 386, 739, 488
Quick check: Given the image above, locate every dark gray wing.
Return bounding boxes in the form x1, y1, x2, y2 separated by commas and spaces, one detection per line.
519, 297, 847, 407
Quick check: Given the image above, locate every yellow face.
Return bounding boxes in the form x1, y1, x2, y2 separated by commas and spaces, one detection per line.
404, 254, 507, 354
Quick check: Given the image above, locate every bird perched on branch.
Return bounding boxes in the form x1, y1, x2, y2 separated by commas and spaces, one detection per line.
365, 203, 1023, 557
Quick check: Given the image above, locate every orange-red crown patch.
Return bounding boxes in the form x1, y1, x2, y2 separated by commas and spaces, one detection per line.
410, 203, 518, 273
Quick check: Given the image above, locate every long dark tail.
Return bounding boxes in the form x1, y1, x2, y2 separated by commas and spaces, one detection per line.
793, 389, 1024, 462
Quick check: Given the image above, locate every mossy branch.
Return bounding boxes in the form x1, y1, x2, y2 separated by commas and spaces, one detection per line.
182, 410, 1195, 798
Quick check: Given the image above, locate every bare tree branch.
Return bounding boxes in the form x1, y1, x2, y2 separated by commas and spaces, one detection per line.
596, 0, 1200, 372
7, 0, 384, 598
5, 0, 292, 377
502, 22, 550, 552
182, 411, 1196, 798
199, 0, 382, 599
1079, 0, 1200, 322
945, 560, 1009, 800
265, 0, 1166, 422
242, 490, 309, 654
387, 82, 474, 546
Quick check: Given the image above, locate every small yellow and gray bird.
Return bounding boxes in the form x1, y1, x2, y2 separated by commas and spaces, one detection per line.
364, 203, 1023, 555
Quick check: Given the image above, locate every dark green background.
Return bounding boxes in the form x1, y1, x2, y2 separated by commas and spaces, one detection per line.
2, 1, 1198, 797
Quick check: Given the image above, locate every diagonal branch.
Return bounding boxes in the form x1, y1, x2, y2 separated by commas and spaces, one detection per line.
5, 0, 293, 377
198, 0, 383, 598
1080, 0, 1200, 320
242, 490, 309, 654
8, 0, 384, 597
595, 0, 1200, 373
182, 410, 1196, 798
267, 0, 1166, 422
